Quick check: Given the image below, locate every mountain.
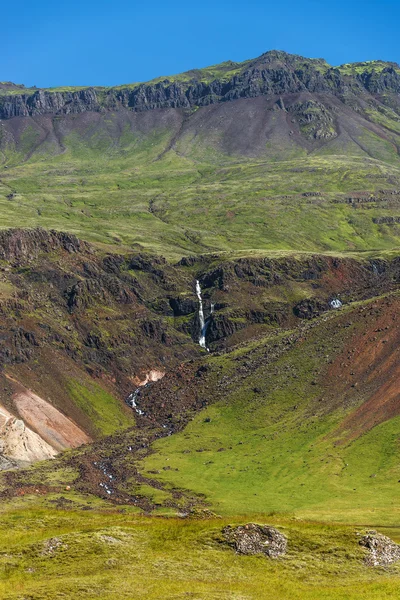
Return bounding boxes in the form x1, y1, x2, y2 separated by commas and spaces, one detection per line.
1, 51, 400, 258
0, 51, 399, 599
2, 51, 400, 117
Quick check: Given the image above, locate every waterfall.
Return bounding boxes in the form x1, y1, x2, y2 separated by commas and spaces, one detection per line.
126, 388, 144, 415
196, 280, 207, 348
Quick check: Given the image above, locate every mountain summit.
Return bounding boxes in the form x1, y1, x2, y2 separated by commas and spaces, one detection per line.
1, 50, 400, 118
1, 49, 400, 256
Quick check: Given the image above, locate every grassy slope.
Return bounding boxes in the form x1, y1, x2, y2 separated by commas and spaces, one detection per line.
1, 54, 400, 598
2, 148, 400, 259
0, 295, 399, 598
141, 293, 400, 524
2, 55, 400, 259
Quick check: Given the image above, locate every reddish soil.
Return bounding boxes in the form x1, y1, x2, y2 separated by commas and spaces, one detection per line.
7, 376, 91, 451
326, 295, 399, 442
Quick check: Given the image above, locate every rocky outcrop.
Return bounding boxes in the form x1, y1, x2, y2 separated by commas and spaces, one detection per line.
293, 298, 330, 319
0, 88, 101, 119
287, 100, 337, 140
190, 253, 400, 346
206, 314, 246, 343
0, 417, 57, 464
360, 532, 400, 566
223, 523, 287, 558
1, 51, 400, 119
372, 216, 400, 224
358, 66, 400, 94
0, 402, 56, 466
169, 296, 197, 316
0, 228, 89, 264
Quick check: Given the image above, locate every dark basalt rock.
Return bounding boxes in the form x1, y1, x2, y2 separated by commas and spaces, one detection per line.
293, 298, 329, 319
206, 314, 246, 343
128, 254, 167, 274
287, 100, 337, 139
0, 229, 89, 264
140, 319, 170, 345
223, 523, 287, 558
358, 66, 400, 94
169, 296, 197, 316
2, 51, 400, 119
102, 254, 125, 274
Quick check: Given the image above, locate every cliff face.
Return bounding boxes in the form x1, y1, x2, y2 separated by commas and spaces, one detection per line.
2, 51, 400, 119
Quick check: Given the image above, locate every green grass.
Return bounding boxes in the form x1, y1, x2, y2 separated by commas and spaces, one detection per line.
0, 294, 399, 598
1, 51, 400, 597
337, 60, 400, 75
66, 378, 134, 437
2, 61, 400, 259
1, 507, 400, 599
1, 149, 400, 259
140, 297, 400, 524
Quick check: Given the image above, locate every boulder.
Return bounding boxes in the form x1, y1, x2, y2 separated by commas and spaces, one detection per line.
360, 532, 400, 566
223, 523, 287, 558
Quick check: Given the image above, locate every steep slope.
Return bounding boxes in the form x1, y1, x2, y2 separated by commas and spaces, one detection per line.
2, 51, 400, 117
0, 226, 397, 470
68, 291, 399, 523
136, 293, 400, 522
0, 228, 198, 466
0, 402, 56, 466
3, 286, 399, 522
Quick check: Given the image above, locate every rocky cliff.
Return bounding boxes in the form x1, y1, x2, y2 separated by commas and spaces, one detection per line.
1, 51, 400, 119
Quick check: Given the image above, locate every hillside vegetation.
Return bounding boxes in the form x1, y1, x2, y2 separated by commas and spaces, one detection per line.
0, 50, 399, 599
1, 51, 400, 257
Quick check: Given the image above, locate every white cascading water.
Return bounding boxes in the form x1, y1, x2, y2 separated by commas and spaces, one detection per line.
126, 389, 144, 415
196, 280, 207, 348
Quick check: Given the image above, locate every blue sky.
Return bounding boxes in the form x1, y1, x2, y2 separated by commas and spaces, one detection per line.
2, 0, 399, 88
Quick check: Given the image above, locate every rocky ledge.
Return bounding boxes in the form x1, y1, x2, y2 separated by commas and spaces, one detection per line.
1, 51, 400, 119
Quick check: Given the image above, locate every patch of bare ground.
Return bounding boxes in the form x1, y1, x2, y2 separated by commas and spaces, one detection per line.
324, 295, 400, 442
7, 376, 91, 451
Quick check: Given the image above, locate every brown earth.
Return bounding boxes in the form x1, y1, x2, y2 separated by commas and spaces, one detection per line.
323, 295, 399, 442
7, 376, 90, 451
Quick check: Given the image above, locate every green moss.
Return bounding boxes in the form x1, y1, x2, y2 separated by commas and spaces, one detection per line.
66, 379, 134, 437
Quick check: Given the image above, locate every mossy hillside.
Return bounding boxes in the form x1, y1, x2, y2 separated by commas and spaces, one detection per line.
337, 60, 400, 76
0, 297, 398, 597
1, 54, 398, 98
66, 379, 134, 437
2, 149, 400, 259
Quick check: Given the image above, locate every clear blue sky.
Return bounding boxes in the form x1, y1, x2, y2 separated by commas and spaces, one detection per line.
2, 0, 399, 88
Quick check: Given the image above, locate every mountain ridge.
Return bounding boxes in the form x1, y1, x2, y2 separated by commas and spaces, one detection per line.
2, 50, 400, 119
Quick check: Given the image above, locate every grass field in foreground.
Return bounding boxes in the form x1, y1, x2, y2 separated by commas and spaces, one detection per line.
1, 506, 400, 600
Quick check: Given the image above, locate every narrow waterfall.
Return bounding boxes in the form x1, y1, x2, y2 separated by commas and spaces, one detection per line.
126, 388, 144, 415
195, 280, 207, 348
